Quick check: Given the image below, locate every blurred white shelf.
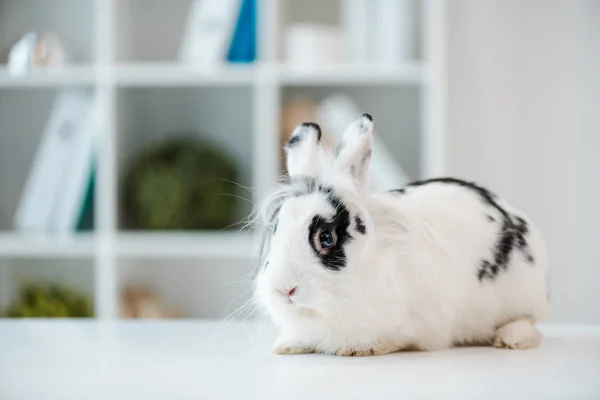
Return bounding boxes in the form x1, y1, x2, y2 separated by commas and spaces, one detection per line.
0, 66, 96, 88
116, 63, 426, 86
116, 231, 257, 259
0, 63, 427, 88
114, 63, 257, 87
0, 233, 95, 258
276, 63, 425, 86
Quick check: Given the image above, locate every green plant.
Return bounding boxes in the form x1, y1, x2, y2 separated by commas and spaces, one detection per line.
123, 136, 241, 230
5, 282, 93, 318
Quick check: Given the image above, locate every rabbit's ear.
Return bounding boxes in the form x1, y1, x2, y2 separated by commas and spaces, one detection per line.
332, 113, 374, 192
284, 122, 328, 178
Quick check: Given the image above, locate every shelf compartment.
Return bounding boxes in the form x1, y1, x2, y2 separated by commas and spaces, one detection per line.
115, 0, 257, 65
118, 257, 258, 319
115, 0, 200, 63
116, 86, 255, 231
276, 0, 423, 64
0, 0, 95, 64
0, 256, 95, 318
0, 88, 96, 232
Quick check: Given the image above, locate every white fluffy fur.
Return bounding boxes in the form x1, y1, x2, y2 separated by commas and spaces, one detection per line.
253, 115, 549, 356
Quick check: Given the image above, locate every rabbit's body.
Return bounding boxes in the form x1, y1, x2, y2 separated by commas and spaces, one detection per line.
254, 115, 548, 356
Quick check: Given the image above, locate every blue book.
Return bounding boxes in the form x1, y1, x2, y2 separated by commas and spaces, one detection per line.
227, 0, 256, 63
76, 164, 95, 232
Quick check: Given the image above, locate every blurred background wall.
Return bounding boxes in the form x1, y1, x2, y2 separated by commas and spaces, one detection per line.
447, 0, 600, 323
1, 0, 598, 325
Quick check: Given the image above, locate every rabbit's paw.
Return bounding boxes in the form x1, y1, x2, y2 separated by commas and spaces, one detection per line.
335, 341, 398, 357
272, 335, 315, 355
493, 318, 542, 350
273, 345, 315, 355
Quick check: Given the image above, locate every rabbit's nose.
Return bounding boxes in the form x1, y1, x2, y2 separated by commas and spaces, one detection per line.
278, 286, 297, 297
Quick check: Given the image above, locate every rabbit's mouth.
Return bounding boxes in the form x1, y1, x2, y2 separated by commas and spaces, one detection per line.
278, 292, 318, 316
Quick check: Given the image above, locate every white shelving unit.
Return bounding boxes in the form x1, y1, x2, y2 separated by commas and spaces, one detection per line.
0, 0, 446, 319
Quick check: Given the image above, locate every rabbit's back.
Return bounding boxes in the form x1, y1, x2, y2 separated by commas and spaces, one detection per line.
369, 178, 548, 348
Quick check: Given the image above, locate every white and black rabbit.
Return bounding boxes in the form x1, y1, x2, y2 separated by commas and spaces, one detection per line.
253, 114, 548, 356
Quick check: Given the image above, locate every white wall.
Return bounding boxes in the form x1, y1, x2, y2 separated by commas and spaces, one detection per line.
447, 0, 600, 323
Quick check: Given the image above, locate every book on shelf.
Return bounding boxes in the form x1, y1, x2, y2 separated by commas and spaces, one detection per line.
341, 0, 369, 64
371, 0, 415, 64
179, 0, 256, 66
13, 89, 96, 236
227, 0, 256, 63
341, 0, 415, 65
315, 94, 410, 192
48, 95, 97, 236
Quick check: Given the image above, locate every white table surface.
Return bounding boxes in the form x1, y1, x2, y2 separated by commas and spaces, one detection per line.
1, 320, 599, 400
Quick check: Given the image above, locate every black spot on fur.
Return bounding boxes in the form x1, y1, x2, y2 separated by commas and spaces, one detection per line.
359, 114, 373, 133
285, 123, 322, 149
388, 188, 406, 195
301, 122, 322, 141
407, 177, 499, 210
487, 215, 496, 222
319, 185, 334, 197
403, 177, 534, 281
478, 260, 499, 281
355, 216, 366, 234
286, 135, 302, 147
514, 216, 528, 249
308, 190, 353, 271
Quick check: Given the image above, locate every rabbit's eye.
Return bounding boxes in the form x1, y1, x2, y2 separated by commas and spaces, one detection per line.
317, 229, 336, 250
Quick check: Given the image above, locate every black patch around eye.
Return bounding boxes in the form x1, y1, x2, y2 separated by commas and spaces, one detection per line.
355, 216, 366, 234
308, 190, 352, 271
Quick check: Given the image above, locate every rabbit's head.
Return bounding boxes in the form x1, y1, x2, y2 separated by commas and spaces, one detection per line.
253, 114, 377, 323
